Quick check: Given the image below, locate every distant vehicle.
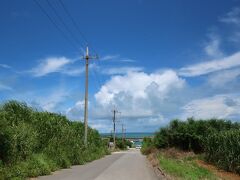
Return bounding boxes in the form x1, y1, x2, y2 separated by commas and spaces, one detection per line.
108, 142, 114, 148
135, 145, 141, 149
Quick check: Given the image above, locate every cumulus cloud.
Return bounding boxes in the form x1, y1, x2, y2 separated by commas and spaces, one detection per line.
94, 70, 185, 119
179, 51, 240, 77
182, 94, 240, 120
88, 119, 112, 132
65, 69, 187, 132
66, 100, 89, 120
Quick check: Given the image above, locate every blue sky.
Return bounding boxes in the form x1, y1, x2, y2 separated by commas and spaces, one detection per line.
1, 0, 240, 133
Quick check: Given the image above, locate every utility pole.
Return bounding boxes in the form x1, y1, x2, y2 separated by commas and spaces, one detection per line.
112, 108, 120, 149
83, 46, 97, 146
124, 128, 126, 141
122, 124, 124, 144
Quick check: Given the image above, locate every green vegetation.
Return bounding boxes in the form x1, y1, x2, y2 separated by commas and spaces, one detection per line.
153, 118, 240, 152
142, 118, 240, 175
116, 138, 132, 150
141, 137, 154, 155
0, 101, 109, 179
158, 152, 215, 180
205, 130, 240, 174
107, 136, 132, 150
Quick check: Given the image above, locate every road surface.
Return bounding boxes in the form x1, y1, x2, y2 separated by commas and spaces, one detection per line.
38, 149, 161, 180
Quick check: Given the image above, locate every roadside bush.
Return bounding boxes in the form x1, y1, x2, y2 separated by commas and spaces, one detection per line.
116, 139, 125, 149
0, 101, 108, 179
149, 118, 240, 174
115, 138, 132, 150
205, 130, 240, 174
26, 154, 52, 177
141, 137, 154, 155
125, 139, 132, 148
153, 118, 239, 153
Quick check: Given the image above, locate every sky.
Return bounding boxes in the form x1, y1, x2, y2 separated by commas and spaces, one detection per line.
1, 0, 240, 133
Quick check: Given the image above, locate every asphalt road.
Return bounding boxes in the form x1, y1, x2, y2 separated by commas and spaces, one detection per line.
38, 149, 160, 180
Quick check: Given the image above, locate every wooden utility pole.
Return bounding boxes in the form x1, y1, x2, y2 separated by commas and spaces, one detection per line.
83, 47, 97, 146
112, 108, 120, 149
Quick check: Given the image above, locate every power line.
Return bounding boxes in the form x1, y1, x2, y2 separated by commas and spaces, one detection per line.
57, 0, 104, 90
33, 0, 79, 51
58, 0, 98, 55
46, 0, 85, 49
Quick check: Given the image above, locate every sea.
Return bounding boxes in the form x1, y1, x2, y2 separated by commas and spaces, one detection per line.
101, 132, 154, 138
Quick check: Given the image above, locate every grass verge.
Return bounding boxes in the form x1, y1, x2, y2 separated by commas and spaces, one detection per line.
157, 152, 217, 180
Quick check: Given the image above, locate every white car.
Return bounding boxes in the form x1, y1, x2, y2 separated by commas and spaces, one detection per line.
135, 145, 142, 149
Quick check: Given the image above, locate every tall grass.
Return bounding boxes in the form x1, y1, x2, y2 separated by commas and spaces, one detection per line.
205, 130, 240, 174
144, 118, 240, 175
153, 118, 239, 153
0, 101, 109, 179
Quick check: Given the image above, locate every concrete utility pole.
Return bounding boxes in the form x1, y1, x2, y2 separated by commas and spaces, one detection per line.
112, 108, 120, 149
122, 124, 124, 144
124, 128, 126, 140
83, 46, 97, 146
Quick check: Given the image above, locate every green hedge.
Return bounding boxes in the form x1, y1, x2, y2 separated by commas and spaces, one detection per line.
0, 101, 109, 179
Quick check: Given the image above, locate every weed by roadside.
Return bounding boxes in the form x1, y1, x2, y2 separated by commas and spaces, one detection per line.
158, 151, 216, 180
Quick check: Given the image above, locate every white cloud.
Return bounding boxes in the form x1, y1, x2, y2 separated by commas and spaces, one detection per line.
102, 66, 143, 75
119, 59, 135, 63
220, 7, 240, 25
0, 83, 12, 91
0, 64, 11, 69
204, 34, 223, 58
137, 115, 165, 126
30, 56, 88, 77
100, 54, 135, 63
63, 67, 85, 76
179, 8, 240, 77
31, 57, 71, 77
219, 7, 240, 43
179, 51, 240, 77
94, 70, 185, 119
66, 100, 89, 120
101, 55, 120, 61
66, 69, 186, 128
89, 120, 111, 133
35, 89, 69, 112
207, 68, 240, 87
182, 94, 240, 120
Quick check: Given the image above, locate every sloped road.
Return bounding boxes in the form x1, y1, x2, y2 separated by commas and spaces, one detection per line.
38, 149, 160, 180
